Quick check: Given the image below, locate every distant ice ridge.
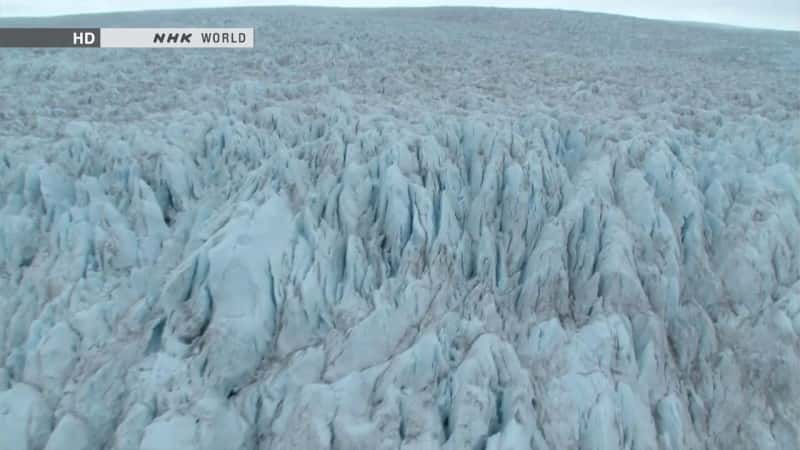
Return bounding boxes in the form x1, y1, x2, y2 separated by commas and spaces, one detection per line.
1, 7, 799, 450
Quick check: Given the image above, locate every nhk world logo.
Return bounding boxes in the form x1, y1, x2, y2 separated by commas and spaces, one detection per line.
106, 28, 253, 48
0, 28, 254, 48
153, 30, 249, 45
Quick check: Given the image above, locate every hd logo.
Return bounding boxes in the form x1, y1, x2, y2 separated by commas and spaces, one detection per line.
0, 27, 255, 48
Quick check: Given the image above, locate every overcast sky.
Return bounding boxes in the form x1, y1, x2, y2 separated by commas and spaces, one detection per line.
1, 0, 798, 30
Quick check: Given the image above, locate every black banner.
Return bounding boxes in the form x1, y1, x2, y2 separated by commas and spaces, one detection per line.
0, 28, 101, 47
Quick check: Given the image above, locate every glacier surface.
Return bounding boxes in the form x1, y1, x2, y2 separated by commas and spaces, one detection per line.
1, 7, 799, 450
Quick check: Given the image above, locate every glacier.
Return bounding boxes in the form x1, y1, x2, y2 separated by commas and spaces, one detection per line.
1, 7, 799, 450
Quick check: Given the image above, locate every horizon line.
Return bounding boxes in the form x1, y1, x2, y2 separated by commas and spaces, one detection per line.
1, 4, 797, 33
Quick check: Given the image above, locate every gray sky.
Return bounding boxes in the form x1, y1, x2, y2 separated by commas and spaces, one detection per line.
1, 0, 798, 30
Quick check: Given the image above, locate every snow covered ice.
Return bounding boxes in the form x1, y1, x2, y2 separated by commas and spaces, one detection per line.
1, 7, 799, 450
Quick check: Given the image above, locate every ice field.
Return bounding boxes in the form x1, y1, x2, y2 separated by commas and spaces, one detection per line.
1, 7, 799, 450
